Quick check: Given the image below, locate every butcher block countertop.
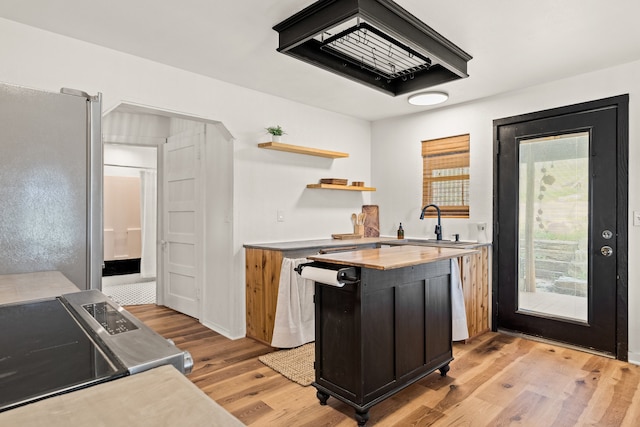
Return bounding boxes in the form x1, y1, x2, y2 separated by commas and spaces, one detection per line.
0, 365, 244, 427
308, 245, 478, 270
0, 271, 80, 305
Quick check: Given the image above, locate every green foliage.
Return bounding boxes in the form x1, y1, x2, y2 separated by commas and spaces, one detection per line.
266, 125, 285, 136
533, 228, 587, 242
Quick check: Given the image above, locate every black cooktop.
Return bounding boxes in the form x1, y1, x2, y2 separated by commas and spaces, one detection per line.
0, 298, 127, 412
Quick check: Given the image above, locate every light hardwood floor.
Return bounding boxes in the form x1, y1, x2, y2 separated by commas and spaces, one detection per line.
127, 304, 640, 426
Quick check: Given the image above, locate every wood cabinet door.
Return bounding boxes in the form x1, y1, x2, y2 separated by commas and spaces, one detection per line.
315, 261, 453, 407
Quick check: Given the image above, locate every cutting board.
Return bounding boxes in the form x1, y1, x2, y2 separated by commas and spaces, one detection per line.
331, 233, 363, 240
362, 205, 379, 237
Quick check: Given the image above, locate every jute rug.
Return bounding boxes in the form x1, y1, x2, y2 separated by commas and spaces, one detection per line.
259, 342, 315, 386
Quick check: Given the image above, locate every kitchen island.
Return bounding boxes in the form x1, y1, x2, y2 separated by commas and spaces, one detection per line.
245, 238, 491, 345
305, 245, 477, 426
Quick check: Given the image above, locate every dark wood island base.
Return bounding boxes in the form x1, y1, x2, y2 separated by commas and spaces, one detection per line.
306, 245, 474, 426
314, 360, 451, 426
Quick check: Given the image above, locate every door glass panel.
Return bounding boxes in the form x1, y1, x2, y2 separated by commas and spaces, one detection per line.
518, 132, 589, 322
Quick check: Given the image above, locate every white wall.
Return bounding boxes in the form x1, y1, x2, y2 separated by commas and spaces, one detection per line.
202, 123, 235, 337
0, 18, 372, 339
104, 144, 158, 177
371, 59, 640, 363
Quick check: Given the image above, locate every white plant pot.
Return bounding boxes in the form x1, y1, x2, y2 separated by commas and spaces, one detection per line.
271, 135, 281, 142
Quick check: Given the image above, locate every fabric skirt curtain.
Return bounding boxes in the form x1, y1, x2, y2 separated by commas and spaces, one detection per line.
451, 258, 469, 341
271, 257, 315, 348
139, 170, 157, 279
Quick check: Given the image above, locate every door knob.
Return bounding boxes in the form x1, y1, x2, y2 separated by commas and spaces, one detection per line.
600, 246, 613, 257
602, 230, 613, 239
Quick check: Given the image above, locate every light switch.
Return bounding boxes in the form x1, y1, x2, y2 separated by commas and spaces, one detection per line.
634, 211, 640, 227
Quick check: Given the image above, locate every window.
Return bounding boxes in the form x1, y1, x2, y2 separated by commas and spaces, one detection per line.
422, 134, 470, 218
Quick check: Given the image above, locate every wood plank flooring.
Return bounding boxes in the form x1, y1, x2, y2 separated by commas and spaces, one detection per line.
127, 304, 640, 426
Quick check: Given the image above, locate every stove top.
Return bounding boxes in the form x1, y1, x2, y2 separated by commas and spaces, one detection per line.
0, 298, 127, 412
0, 290, 193, 413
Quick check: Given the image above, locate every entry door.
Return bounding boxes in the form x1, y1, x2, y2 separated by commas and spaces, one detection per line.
162, 128, 204, 319
494, 97, 627, 356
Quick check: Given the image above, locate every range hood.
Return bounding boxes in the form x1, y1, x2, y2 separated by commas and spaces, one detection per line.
273, 0, 472, 96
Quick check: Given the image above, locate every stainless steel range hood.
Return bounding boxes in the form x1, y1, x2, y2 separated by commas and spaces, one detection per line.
273, 0, 472, 96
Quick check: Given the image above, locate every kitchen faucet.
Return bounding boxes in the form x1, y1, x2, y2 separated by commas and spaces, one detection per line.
419, 204, 442, 240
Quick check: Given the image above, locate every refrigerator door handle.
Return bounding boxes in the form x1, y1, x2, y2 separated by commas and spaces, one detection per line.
60, 87, 93, 100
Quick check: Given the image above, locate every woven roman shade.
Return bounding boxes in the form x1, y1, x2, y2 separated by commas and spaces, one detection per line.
422, 134, 470, 218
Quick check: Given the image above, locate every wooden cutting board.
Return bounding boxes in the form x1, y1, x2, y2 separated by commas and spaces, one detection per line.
331, 233, 363, 240
362, 205, 379, 237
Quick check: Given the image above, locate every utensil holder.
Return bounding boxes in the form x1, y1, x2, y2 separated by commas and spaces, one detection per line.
354, 224, 364, 235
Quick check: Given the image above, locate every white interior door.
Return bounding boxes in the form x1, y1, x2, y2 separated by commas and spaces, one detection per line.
162, 128, 204, 319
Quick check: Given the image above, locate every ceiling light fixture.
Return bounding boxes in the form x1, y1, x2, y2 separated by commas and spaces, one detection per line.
273, 0, 472, 97
408, 91, 449, 106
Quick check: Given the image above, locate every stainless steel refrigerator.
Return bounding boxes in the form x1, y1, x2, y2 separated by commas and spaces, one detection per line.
0, 82, 102, 290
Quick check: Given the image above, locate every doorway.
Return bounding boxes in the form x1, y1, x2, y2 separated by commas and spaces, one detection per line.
493, 95, 628, 359
102, 143, 158, 305
100, 102, 235, 329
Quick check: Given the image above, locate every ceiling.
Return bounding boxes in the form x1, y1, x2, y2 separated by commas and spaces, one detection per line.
2, 0, 640, 121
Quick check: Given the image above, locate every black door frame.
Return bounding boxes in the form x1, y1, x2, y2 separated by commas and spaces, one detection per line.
492, 95, 629, 360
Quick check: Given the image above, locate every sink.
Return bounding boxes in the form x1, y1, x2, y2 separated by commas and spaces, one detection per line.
383, 238, 478, 248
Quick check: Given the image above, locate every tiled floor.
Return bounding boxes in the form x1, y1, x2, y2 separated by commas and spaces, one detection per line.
102, 281, 156, 306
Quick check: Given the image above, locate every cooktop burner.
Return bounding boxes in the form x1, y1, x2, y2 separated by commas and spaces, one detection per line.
0, 298, 127, 412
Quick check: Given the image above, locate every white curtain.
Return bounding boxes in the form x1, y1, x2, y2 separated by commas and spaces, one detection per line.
139, 170, 157, 279
271, 258, 315, 348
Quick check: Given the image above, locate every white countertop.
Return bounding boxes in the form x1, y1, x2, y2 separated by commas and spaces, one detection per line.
244, 237, 491, 252
0, 365, 244, 427
0, 271, 80, 305
243, 237, 384, 251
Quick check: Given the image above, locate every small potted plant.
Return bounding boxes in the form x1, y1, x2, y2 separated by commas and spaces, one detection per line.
266, 125, 286, 142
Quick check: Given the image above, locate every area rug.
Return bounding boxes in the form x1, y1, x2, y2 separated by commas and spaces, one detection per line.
259, 342, 315, 386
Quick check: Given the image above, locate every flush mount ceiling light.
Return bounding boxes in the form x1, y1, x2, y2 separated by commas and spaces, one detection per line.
408, 91, 448, 106
273, 0, 472, 97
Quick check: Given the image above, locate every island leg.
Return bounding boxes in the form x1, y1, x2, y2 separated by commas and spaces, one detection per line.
439, 364, 450, 377
316, 390, 330, 405
355, 408, 370, 426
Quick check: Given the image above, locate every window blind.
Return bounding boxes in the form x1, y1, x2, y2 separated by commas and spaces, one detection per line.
422, 134, 470, 218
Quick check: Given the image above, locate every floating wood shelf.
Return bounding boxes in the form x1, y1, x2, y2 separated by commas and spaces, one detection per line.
258, 142, 349, 159
306, 183, 376, 191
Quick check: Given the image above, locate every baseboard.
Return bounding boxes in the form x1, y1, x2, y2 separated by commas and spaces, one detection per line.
628, 351, 640, 366
200, 319, 244, 341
